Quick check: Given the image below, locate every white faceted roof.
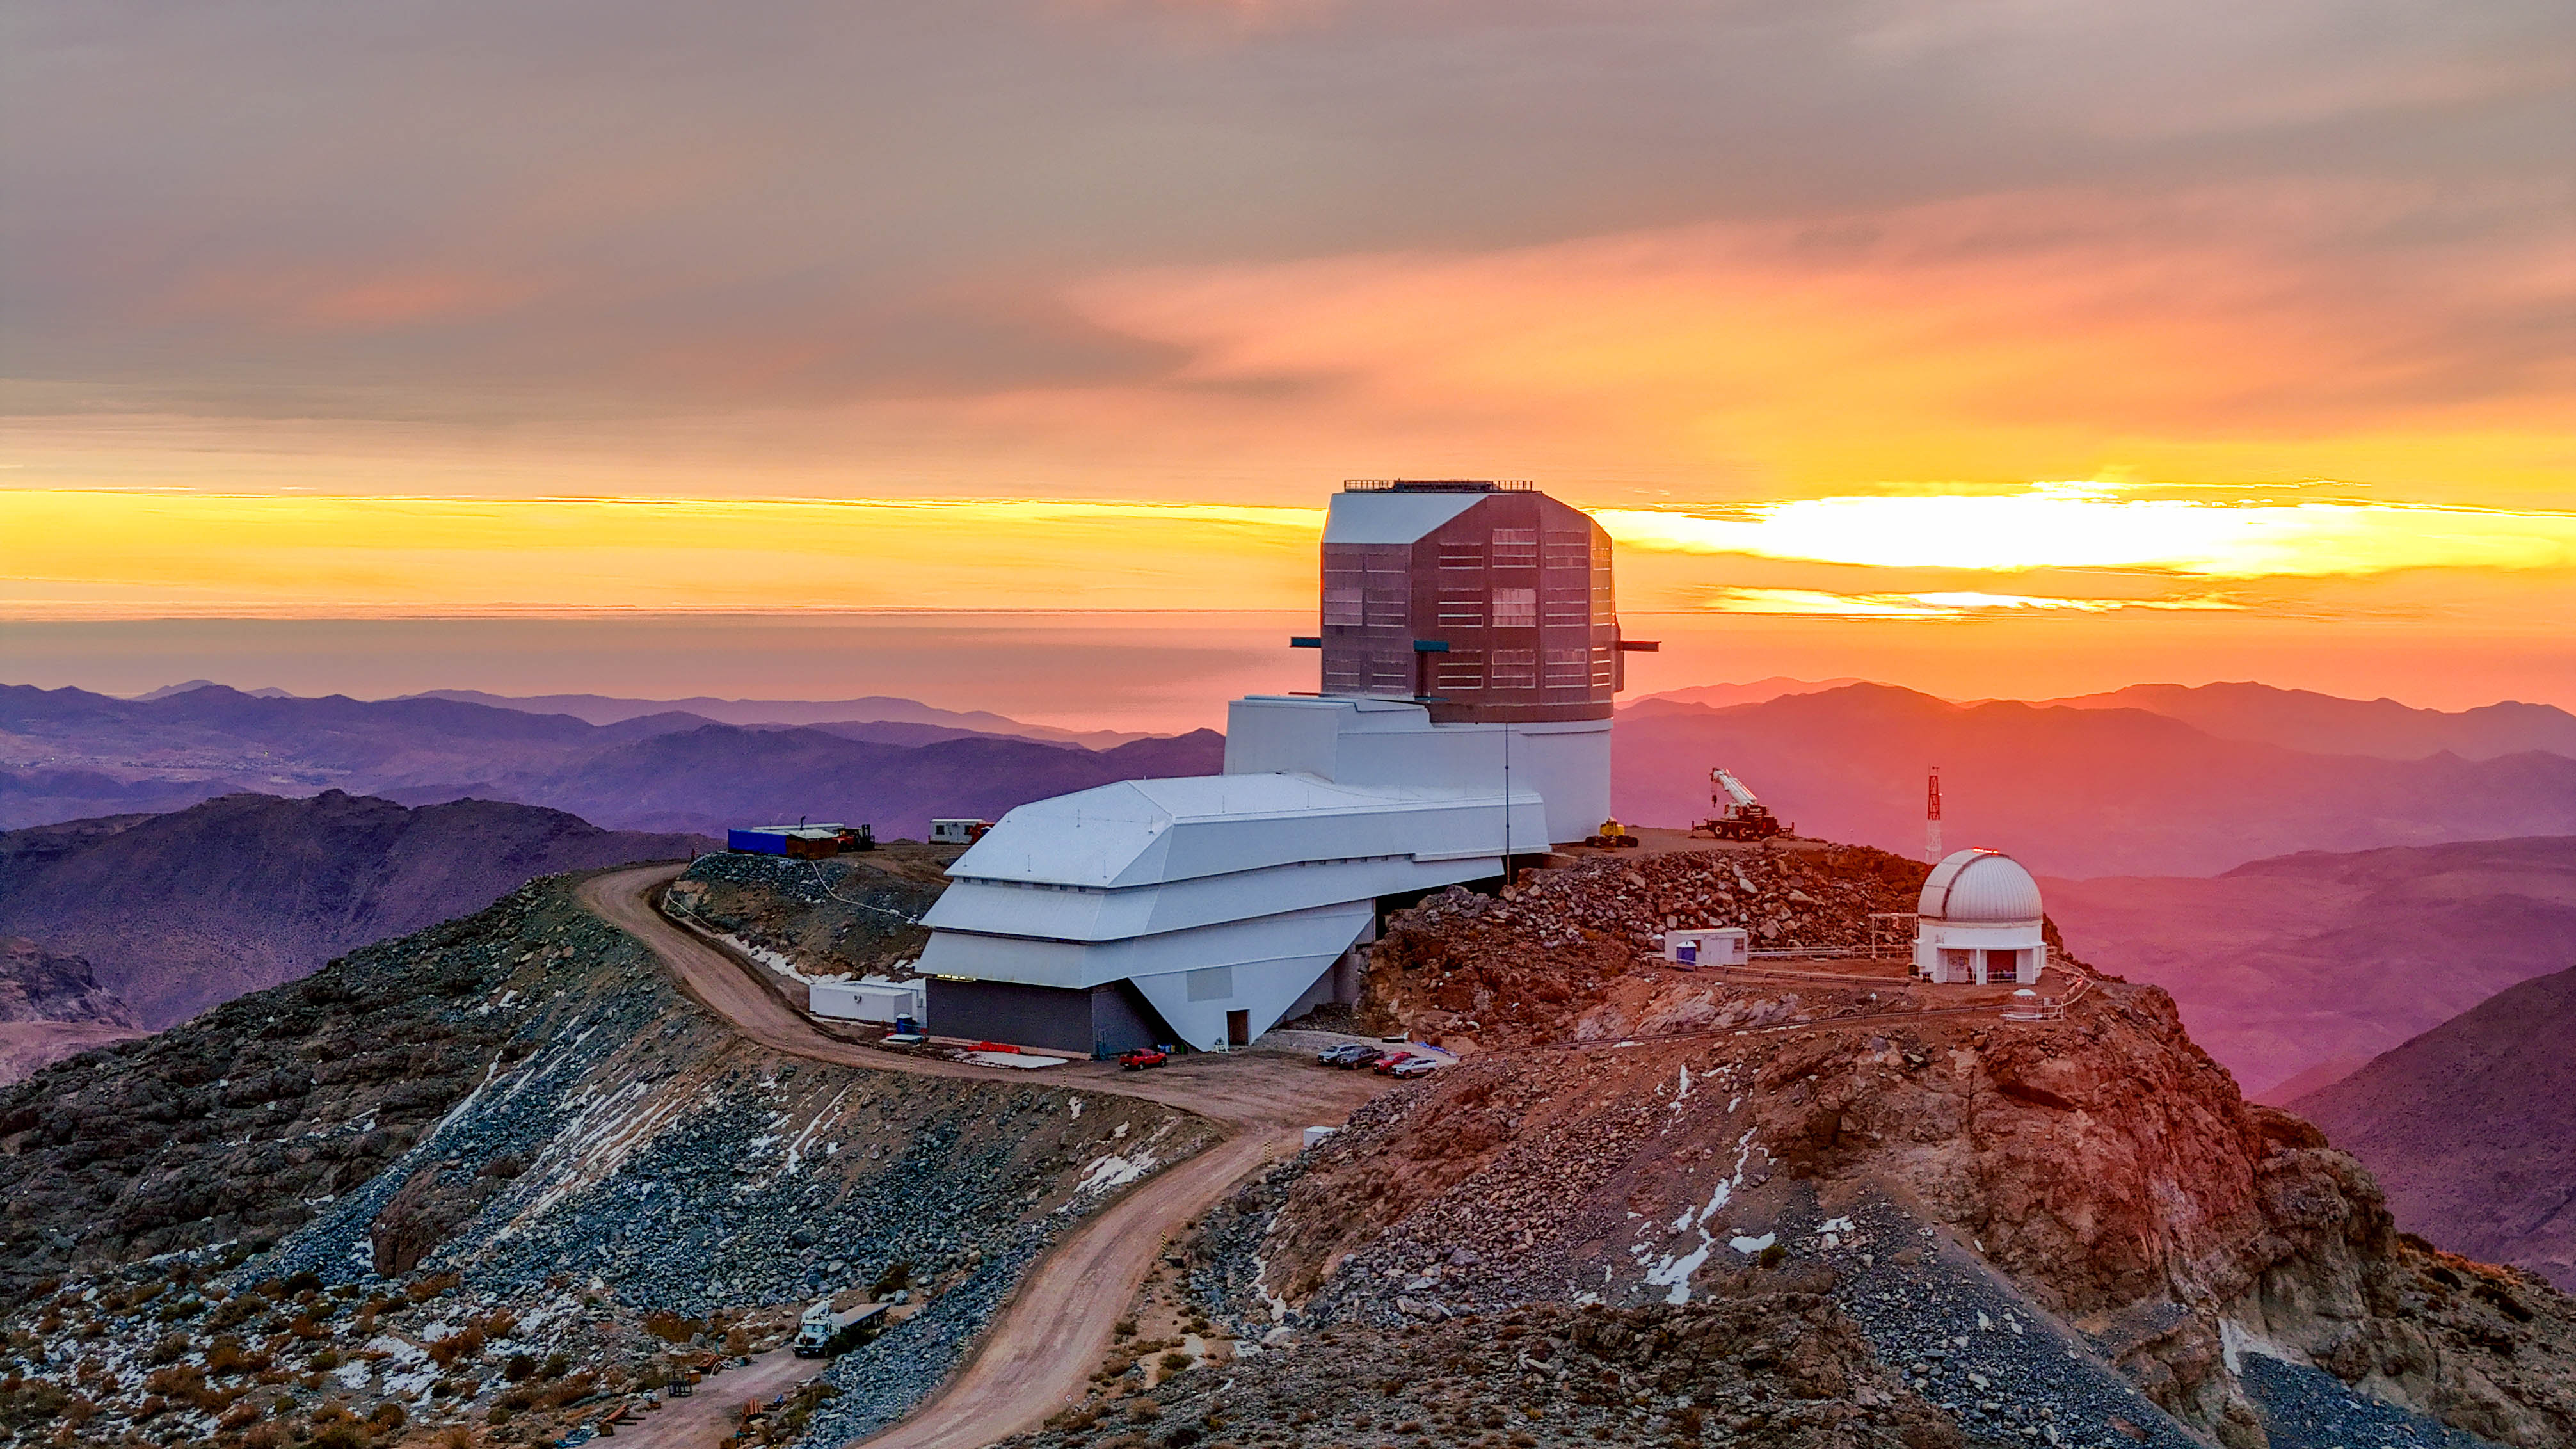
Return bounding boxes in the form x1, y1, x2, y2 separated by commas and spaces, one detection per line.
1919, 849, 2044, 923
1322, 490, 1487, 545
940, 772, 1511, 891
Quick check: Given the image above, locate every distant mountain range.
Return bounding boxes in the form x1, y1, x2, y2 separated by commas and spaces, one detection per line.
0, 682, 1221, 837
1612, 683, 2576, 877
2293, 964, 2576, 1290
10, 676, 2574, 876
1628, 676, 1864, 710
403, 688, 1149, 748
2036, 681, 2576, 762
0, 790, 710, 1030
2042, 835, 2576, 1096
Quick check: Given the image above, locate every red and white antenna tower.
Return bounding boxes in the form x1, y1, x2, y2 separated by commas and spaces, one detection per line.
1925, 765, 1943, 862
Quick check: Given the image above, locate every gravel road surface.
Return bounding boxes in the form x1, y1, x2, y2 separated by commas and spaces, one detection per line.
577, 864, 1392, 1449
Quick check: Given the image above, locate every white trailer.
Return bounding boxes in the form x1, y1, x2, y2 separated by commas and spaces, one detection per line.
794, 1299, 890, 1357
1660, 927, 1749, 968
808, 975, 927, 1027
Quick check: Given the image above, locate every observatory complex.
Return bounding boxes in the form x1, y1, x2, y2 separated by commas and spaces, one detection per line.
916, 480, 1654, 1056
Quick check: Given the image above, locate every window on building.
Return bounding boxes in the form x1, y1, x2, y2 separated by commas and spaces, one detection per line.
1368, 649, 1413, 694
1436, 591, 1484, 628
1544, 647, 1589, 688
1491, 528, 1538, 567
1437, 541, 1485, 570
1324, 658, 1365, 692
1590, 644, 1615, 687
1491, 648, 1537, 688
1544, 530, 1590, 570
1492, 587, 1537, 628
1322, 587, 1363, 627
1432, 655, 1484, 691
1364, 591, 1408, 628
1543, 588, 1588, 627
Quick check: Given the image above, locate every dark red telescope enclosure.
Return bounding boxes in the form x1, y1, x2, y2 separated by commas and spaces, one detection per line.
1314, 479, 1641, 724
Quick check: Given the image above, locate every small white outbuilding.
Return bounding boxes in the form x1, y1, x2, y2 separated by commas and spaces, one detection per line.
809, 975, 928, 1025
1661, 927, 1750, 968
1913, 849, 2047, 986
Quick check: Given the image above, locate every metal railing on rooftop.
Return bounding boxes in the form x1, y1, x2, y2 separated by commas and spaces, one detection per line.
1341, 479, 1535, 493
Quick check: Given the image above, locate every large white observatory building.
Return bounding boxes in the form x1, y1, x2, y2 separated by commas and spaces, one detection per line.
915, 481, 1653, 1055
1912, 848, 2047, 986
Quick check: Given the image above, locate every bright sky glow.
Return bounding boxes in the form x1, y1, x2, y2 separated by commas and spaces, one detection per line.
1596, 484, 2576, 579
9, 483, 2570, 621
1702, 588, 2248, 619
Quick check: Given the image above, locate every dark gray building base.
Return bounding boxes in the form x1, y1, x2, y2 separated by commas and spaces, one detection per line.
925, 978, 1176, 1058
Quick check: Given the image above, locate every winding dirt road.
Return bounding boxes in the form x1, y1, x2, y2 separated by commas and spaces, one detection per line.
576, 865, 1391, 1449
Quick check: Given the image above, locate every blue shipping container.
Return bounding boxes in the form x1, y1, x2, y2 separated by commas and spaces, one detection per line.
728, 828, 790, 855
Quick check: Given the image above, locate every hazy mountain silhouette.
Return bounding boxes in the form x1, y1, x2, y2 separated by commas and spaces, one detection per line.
0, 683, 1212, 835
438, 726, 1229, 837
2042, 681, 2576, 761
0, 790, 710, 1028
2042, 836, 2576, 1096
2293, 964, 2576, 1289
1612, 684, 2576, 877
408, 687, 1146, 747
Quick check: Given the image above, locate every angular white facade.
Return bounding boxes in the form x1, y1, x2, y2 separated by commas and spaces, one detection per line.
916, 717, 1553, 1050
1912, 849, 2047, 986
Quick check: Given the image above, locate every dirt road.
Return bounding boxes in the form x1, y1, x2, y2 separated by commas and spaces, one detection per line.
608, 1350, 817, 1449
575, 864, 1390, 1449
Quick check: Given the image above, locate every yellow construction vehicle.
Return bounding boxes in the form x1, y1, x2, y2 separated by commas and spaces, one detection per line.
1585, 817, 1642, 849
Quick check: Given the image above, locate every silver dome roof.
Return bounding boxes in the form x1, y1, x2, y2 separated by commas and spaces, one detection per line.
1918, 849, 2042, 923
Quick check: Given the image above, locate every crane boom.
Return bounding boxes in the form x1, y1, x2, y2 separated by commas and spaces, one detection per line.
1712, 767, 1761, 809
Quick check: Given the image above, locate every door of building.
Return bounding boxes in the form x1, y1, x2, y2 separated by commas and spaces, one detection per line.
1226, 1009, 1251, 1047
1985, 949, 2020, 984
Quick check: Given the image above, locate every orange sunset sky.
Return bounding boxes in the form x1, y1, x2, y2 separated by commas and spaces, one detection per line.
4, 0, 2571, 728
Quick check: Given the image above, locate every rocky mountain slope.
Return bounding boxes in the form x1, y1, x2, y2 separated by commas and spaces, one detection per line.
0, 936, 144, 1083
2042, 836, 2576, 1096
1611, 684, 2576, 877
2293, 965, 2576, 1292
0, 869, 1213, 1449
0, 681, 1219, 836
1135, 844, 2576, 1449
0, 790, 710, 1029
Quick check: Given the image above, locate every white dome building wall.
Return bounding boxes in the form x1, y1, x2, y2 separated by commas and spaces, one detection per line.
1913, 849, 2048, 986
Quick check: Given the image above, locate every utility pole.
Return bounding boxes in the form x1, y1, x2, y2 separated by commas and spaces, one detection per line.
1925, 765, 1943, 862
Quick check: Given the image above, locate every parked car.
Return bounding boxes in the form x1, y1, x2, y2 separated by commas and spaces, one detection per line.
1117, 1046, 1169, 1071
1370, 1050, 1421, 1075
1316, 1042, 1377, 1068
1388, 1056, 1439, 1079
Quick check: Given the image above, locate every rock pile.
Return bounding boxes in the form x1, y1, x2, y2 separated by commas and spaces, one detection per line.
666, 846, 952, 981
1366, 843, 1928, 1043
995, 1293, 1956, 1449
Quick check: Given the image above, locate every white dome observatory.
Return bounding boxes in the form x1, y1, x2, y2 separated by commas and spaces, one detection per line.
1913, 849, 2046, 985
